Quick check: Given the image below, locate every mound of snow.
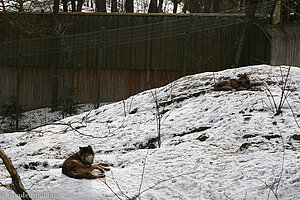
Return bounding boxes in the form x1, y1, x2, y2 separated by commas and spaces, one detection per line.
0, 65, 299, 200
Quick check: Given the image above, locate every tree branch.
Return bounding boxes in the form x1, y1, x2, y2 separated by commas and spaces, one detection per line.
0, 147, 32, 200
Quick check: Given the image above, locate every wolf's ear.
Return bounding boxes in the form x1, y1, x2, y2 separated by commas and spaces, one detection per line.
79, 147, 83, 151
88, 145, 92, 149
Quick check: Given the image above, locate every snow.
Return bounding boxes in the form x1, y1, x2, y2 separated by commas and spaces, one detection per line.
0, 104, 96, 131
0, 65, 300, 200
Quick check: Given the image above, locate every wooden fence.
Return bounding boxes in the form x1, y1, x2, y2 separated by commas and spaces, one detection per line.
0, 13, 271, 110
266, 24, 300, 67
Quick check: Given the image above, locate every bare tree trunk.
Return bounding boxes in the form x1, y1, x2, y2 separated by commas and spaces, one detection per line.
111, 0, 118, 12
95, 0, 107, 12
62, 0, 68, 12
0, 148, 32, 200
233, 0, 258, 67
53, 0, 59, 12
125, 0, 134, 13
77, 0, 84, 12
158, 0, 164, 12
148, 0, 158, 13
272, 0, 281, 24
71, 0, 76, 12
173, 0, 179, 13
18, 0, 24, 12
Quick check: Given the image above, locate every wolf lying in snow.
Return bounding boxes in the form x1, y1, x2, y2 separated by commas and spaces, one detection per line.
214, 73, 251, 91
62, 145, 110, 179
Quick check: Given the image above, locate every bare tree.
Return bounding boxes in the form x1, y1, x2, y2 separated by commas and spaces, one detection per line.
125, 0, 134, 12
0, 147, 31, 200
77, 0, 84, 12
71, 0, 76, 12
111, 0, 118, 12
172, 0, 180, 13
96, 0, 107, 12
148, 0, 158, 13
158, 0, 164, 12
53, 0, 59, 12
18, 0, 24, 11
232, 0, 258, 67
61, 0, 84, 12
62, 0, 68, 11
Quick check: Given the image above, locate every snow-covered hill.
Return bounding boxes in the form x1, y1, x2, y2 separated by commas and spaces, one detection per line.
0, 65, 299, 200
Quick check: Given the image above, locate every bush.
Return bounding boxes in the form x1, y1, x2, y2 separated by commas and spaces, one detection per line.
60, 87, 78, 118
0, 96, 25, 130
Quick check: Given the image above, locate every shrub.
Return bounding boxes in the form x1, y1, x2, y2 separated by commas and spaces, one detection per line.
0, 96, 25, 130
60, 87, 78, 118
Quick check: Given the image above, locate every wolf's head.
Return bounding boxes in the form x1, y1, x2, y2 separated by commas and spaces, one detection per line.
78, 145, 95, 165
238, 73, 251, 89
238, 73, 250, 81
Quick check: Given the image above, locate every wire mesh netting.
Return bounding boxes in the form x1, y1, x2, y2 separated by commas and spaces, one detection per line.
0, 1, 274, 70
0, 1, 275, 110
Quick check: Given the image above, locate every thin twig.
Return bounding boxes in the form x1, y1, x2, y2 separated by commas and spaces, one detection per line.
285, 98, 300, 128
277, 66, 291, 114
111, 171, 130, 199
137, 150, 149, 195
259, 78, 278, 113
123, 100, 127, 117
99, 178, 123, 200
275, 125, 285, 196
151, 90, 162, 148
128, 97, 134, 114
254, 177, 278, 200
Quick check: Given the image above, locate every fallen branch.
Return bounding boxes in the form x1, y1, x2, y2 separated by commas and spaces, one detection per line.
0, 147, 32, 200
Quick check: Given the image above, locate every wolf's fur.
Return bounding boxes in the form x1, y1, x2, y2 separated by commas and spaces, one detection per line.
214, 73, 251, 91
62, 145, 110, 179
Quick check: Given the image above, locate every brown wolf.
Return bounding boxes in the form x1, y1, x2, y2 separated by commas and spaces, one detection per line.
214, 73, 251, 91
62, 145, 110, 179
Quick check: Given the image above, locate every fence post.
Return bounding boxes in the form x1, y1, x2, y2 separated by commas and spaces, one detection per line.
183, 16, 193, 75
16, 35, 23, 130
96, 27, 105, 108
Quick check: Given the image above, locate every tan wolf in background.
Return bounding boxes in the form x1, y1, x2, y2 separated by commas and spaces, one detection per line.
214, 73, 251, 91
62, 145, 110, 179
